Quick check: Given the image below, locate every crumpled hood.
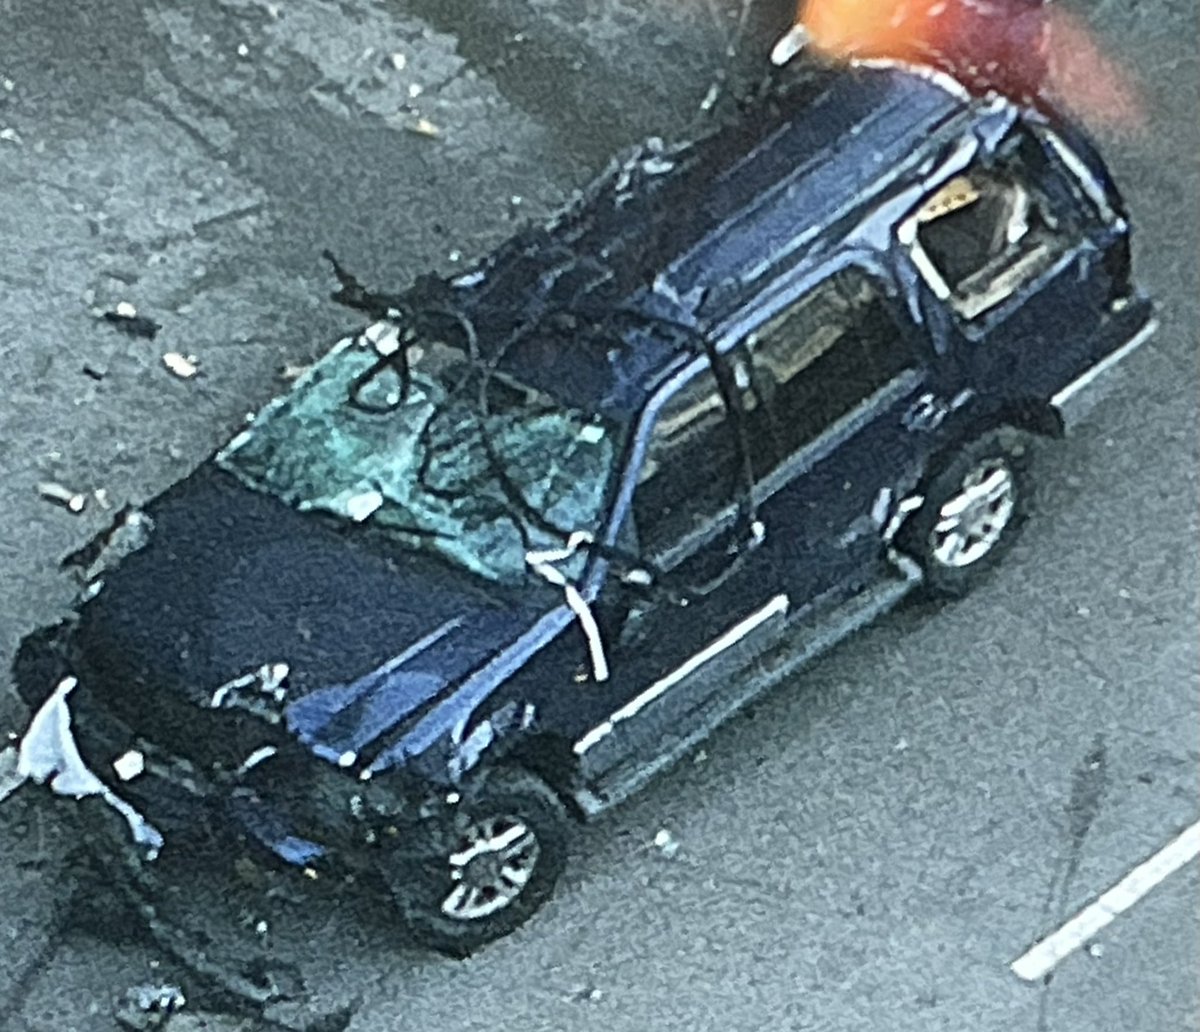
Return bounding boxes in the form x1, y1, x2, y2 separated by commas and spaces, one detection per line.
72, 463, 544, 755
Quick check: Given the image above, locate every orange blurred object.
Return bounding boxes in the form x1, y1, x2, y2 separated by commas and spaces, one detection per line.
794, 0, 1142, 128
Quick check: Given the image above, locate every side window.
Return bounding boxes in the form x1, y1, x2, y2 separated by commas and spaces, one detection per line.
633, 368, 740, 556
746, 269, 914, 469
908, 134, 1080, 320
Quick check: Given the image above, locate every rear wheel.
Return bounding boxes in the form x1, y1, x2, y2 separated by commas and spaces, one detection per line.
382, 766, 570, 957
898, 428, 1031, 597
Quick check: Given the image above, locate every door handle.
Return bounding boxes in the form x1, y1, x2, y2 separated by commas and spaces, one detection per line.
902, 392, 950, 432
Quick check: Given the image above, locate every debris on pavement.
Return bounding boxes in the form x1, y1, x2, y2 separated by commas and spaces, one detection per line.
0, 745, 24, 804
0, 126, 22, 144
37, 481, 88, 513
653, 828, 680, 859
113, 982, 186, 1030
404, 116, 440, 138
102, 301, 161, 340
162, 352, 200, 379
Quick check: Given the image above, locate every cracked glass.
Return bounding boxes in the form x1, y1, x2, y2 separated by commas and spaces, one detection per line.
216, 331, 620, 585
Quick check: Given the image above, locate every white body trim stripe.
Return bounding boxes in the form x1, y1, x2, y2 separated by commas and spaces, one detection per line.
574, 594, 790, 755
1050, 318, 1158, 410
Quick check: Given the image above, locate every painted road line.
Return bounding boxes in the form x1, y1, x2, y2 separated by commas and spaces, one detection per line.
1011, 819, 1200, 982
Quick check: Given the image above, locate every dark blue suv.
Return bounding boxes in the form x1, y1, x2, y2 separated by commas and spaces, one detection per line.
12, 61, 1155, 961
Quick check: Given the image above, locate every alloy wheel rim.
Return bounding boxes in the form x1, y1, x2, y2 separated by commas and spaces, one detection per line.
440, 814, 540, 921
929, 459, 1016, 569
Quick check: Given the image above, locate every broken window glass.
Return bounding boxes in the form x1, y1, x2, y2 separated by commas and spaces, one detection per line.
745, 269, 914, 465
216, 329, 621, 586
910, 135, 1080, 320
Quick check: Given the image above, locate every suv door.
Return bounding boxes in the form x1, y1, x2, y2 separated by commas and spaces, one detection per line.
740, 263, 936, 602
574, 362, 788, 783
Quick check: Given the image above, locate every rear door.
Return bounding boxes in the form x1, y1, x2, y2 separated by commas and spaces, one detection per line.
738, 262, 937, 601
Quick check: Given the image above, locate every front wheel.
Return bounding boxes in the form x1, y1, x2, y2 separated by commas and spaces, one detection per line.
381, 766, 571, 957
897, 428, 1032, 597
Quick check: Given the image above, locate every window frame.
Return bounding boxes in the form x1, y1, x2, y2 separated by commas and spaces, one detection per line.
900, 131, 1084, 325
738, 264, 925, 497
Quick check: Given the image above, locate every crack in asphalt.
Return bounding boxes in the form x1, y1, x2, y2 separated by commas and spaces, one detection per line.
1034, 733, 1109, 1032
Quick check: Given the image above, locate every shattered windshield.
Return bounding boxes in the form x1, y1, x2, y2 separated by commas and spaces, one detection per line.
215, 327, 620, 586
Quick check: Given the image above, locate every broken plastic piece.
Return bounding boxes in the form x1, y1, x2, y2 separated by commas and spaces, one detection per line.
17, 677, 164, 858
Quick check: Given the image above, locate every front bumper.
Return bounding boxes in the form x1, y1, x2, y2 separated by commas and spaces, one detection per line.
1050, 308, 1158, 433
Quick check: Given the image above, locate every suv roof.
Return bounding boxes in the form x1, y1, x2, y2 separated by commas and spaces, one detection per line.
398, 64, 974, 419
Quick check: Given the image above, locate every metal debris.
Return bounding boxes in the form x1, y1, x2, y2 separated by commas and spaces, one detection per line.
37, 480, 88, 513
103, 301, 161, 339
162, 352, 200, 379
0, 126, 22, 144
389, 52, 407, 71
113, 983, 186, 1031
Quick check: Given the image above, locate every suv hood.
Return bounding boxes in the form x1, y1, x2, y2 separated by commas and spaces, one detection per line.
71, 464, 546, 759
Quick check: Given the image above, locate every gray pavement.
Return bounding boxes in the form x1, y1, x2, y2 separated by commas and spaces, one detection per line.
1, 1, 1196, 1030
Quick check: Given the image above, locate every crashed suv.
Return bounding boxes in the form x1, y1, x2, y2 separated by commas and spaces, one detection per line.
12, 61, 1155, 960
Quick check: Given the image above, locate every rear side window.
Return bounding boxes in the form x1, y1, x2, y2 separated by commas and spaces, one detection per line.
907, 134, 1081, 320
745, 268, 914, 470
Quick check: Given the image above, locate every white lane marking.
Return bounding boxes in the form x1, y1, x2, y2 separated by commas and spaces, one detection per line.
1011, 819, 1200, 982
574, 593, 790, 755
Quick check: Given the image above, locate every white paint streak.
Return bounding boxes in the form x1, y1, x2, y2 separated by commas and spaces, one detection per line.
574, 594, 790, 755
1011, 820, 1200, 982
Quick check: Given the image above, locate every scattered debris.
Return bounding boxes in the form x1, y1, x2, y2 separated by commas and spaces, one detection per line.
93, 487, 112, 510
1087, 942, 1105, 959
37, 481, 88, 513
103, 301, 161, 340
113, 983, 186, 1030
405, 116, 440, 138
162, 352, 200, 379
894, 736, 910, 752
236, 43, 250, 58
389, 52, 407, 71
653, 828, 680, 859
0, 745, 24, 804
82, 363, 106, 381
568, 984, 604, 1003
0, 126, 22, 145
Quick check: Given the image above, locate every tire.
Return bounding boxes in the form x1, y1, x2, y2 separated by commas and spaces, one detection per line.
381, 766, 570, 957
897, 427, 1031, 598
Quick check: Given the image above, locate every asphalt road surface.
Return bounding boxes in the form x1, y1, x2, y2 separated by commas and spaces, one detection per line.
1, 1, 1196, 1030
